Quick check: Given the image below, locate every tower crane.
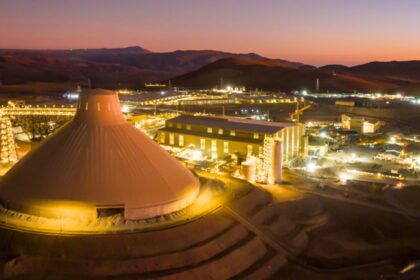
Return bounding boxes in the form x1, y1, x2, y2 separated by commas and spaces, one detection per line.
291, 98, 314, 124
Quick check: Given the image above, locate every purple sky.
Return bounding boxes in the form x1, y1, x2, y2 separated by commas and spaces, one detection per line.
1, 0, 420, 66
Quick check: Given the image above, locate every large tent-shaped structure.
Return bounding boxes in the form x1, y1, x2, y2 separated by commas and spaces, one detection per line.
0, 89, 200, 220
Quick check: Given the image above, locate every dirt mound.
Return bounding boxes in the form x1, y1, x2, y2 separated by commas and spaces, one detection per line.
302, 197, 420, 269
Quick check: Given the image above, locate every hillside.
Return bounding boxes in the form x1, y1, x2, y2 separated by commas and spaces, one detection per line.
319, 60, 420, 95
321, 61, 420, 82
172, 57, 403, 92
1, 46, 420, 94
0, 47, 302, 90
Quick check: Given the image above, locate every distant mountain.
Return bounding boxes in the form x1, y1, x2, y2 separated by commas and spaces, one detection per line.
0, 47, 303, 89
1, 46, 420, 95
172, 57, 402, 92
0, 46, 151, 58
127, 51, 304, 76
320, 61, 420, 83
319, 64, 350, 72
0, 50, 161, 89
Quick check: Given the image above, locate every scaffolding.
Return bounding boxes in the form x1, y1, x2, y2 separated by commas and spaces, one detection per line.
0, 115, 17, 163
0, 107, 76, 163
260, 135, 274, 183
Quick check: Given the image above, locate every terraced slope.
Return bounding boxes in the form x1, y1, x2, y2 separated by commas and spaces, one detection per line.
1, 183, 420, 279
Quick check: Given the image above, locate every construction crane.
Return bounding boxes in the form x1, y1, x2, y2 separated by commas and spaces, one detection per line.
291, 98, 313, 124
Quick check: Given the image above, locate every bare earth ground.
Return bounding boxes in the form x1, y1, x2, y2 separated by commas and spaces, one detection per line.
395, 185, 420, 212
1, 182, 420, 279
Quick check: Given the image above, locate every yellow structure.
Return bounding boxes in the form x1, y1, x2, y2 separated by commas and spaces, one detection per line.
0, 90, 199, 221
308, 136, 328, 156
157, 115, 306, 183
342, 114, 383, 134
0, 106, 76, 163
0, 115, 17, 163
7, 100, 26, 108
335, 100, 355, 107
291, 98, 313, 124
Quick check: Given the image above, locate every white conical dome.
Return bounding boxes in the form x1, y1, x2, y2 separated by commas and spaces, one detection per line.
0, 89, 199, 220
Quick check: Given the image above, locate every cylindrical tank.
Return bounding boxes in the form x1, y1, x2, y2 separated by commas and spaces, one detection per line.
273, 140, 283, 184
242, 159, 256, 183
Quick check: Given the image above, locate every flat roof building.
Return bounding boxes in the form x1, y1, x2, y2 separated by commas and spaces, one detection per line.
342, 114, 383, 134
157, 115, 306, 183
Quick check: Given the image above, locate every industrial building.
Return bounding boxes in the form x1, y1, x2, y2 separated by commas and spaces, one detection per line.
342, 114, 383, 134
308, 135, 329, 156
0, 91, 316, 280
0, 89, 200, 220
157, 115, 306, 183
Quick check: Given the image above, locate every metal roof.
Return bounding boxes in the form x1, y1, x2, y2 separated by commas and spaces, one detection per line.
159, 127, 263, 144
168, 115, 295, 134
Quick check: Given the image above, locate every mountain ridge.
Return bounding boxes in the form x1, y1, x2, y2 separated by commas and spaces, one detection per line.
172, 56, 404, 92
0, 46, 419, 94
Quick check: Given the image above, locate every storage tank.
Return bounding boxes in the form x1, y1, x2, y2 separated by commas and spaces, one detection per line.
242, 158, 256, 183
273, 140, 283, 184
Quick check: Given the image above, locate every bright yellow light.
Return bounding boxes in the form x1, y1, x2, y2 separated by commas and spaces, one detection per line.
192, 150, 202, 161
306, 162, 317, 172
121, 105, 130, 113
339, 172, 349, 183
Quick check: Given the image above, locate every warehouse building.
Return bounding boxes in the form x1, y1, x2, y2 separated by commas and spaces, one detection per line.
342, 114, 383, 134
157, 115, 306, 183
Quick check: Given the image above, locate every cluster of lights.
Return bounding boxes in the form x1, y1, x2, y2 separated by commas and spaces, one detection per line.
242, 97, 294, 104
212, 86, 245, 94
121, 105, 130, 113
297, 90, 416, 104
250, 115, 268, 121
191, 150, 203, 161
0, 116, 17, 163
240, 108, 261, 114
0, 106, 76, 163
339, 172, 349, 183
133, 94, 186, 106
306, 162, 318, 173
319, 131, 328, 138
144, 83, 166, 88
347, 169, 404, 181
175, 147, 205, 162
395, 182, 405, 189
63, 93, 79, 101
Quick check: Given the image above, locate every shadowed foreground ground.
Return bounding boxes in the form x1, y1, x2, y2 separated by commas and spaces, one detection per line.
1, 183, 420, 279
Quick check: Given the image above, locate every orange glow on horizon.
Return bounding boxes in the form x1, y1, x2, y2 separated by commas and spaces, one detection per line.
0, 0, 419, 66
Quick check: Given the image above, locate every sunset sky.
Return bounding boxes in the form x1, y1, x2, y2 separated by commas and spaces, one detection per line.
1, 0, 420, 66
